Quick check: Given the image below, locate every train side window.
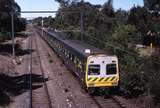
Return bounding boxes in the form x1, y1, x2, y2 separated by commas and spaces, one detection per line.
62, 47, 65, 53
88, 65, 100, 75
69, 53, 72, 60
66, 50, 68, 57
73, 56, 76, 63
71, 54, 73, 60
76, 59, 79, 67
66, 51, 68, 57
59, 45, 61, 49
60, 45, 62, 51
72, 55, 74, 61
67, 51, 70, 58
65, 50, 67, 56
78, 60, 83, 71
63, 47, 65, 53
106, 64, 117, 75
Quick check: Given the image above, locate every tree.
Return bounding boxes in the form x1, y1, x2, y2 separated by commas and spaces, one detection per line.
0, 0, 26, 32
102, 0, 115, 17
128, 6, 152, 35
144, 0, 160, 12
55, 1, 101, 30
115, 9, 128, 24
143, 55, 160, 104
55, 0, 81, 7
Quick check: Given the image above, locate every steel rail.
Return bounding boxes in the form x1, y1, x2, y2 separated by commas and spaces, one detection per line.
111, 96, 126, 108
29, 33, 33, 108
91, 96, 104, 108
91, 95, 125, 108
34, 31, 53, 108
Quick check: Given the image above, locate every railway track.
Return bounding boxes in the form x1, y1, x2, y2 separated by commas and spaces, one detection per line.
91, 95, 126, 108
28, 32, 33, 108
35, 28, 129, 108
28, 30, 53, 108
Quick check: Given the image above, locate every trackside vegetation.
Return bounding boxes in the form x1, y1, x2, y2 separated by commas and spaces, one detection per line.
0, 0, 26, 41
33, 0, 160, 106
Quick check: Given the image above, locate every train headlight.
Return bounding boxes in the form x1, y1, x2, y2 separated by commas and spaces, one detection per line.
85, 49, 91, 54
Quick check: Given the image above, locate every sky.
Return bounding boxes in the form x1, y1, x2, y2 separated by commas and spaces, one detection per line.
15, 0, 144, 18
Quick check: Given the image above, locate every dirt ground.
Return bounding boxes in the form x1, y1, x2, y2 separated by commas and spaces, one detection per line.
0, 27, 98, 108
0, 27, 156, 108
30, 27, 99, 108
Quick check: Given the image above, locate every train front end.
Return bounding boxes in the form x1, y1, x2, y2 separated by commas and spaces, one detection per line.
85, 54, 119, 88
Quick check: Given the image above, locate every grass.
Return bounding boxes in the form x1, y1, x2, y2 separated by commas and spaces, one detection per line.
137, 47, 154, 57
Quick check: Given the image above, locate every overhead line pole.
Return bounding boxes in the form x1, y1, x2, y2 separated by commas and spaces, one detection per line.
42, 18, 44, 37
11, 0, 15, 59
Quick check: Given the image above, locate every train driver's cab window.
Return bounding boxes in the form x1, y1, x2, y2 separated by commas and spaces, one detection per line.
88, 65, 100, 75
106, 64, 117, 75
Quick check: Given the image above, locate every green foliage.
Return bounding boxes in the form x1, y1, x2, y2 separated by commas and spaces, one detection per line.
128, 6, 152, 34
55, 0, 80, 7
108, 25, 137, 48
144, 55, 160, 103
115, 9, 128, 25
102, 0, 115, 17
104, 24, 147, 97
0, 33, 10, 43
144, 0, 160, 12
0, 0, 26, 32
15, 18, 26, 32
122, 71, 147, 97
34, 0, 160, 101
150, 79, 160, 104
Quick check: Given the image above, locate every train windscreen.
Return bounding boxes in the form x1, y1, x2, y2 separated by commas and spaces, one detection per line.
106, 64, 117, 75
88, 65, 100, 75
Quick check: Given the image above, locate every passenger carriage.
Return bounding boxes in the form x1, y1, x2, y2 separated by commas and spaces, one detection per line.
36, 27, 120, 93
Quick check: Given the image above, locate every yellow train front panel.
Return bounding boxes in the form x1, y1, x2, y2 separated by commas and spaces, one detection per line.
86, 76, 119, 87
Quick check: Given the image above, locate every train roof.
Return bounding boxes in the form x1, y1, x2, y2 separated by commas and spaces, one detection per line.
46, 30, 110, 58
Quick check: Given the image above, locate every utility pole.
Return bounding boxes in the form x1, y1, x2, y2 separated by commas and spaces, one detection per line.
11, 0, 15, 59
80, 0, 84, 41
42, 18, 44, 37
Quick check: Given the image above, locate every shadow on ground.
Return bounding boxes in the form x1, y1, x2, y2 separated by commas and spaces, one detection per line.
0, 74, 48, 106
0, 43, 34, 56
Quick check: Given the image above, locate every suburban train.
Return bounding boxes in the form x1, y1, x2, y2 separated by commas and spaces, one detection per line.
36, 27, 120, 93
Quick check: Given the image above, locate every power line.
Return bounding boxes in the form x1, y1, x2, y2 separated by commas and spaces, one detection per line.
20, 10, 80, 14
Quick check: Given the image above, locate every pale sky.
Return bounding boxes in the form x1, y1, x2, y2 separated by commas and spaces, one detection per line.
15, 0, 144, 18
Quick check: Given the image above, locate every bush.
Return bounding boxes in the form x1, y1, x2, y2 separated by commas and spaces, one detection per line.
150, 79, 160, 104
122, 72, 148, 97
145, 55, 160, 104
105, 24, 148, 97
0, 33, 10, 43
